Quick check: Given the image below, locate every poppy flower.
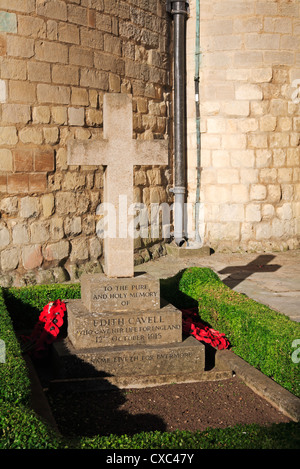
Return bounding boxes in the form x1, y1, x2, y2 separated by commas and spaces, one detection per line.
21, 299, 66, 359
181, 307, 230, 350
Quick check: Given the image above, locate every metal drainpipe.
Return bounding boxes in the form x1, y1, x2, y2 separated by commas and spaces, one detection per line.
167, 1, 189, 246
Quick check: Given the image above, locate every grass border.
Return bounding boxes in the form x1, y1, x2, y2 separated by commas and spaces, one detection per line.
1, 269, 300, 449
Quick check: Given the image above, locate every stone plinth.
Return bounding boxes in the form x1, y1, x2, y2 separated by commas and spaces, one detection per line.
67, 299, 182, 349
51, 269, 211, 388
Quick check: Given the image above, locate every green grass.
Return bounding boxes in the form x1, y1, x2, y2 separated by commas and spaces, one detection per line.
1, 269, 300, 449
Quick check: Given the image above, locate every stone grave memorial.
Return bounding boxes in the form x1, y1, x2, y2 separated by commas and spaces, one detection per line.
52, 93, 228, 389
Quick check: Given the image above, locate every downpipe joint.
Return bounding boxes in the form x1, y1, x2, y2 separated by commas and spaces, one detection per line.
170, 186, 186, 246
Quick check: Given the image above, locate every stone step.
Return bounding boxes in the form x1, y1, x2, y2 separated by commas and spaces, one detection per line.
51, 336, 222, 388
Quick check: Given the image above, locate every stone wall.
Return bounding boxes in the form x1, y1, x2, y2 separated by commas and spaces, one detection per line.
0, 0, 172, 286
186, 0, 300, 253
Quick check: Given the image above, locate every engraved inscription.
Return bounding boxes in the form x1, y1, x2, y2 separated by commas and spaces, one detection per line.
88, 350, 193, 366
91, 282, 158, 308
75, 313, 181, 345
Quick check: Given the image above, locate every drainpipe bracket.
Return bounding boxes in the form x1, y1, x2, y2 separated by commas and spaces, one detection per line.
170, 186, 186, 195
166, 1, 190, 16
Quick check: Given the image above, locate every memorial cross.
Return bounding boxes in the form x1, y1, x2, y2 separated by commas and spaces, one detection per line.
67, 93, 168, 278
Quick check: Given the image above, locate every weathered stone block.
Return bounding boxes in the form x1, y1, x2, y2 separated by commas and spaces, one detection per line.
0, 12, 17, 33
53, 335, 206, 385
0, 149, 12, 171
67, 299, 182, 349
81, 273, 160, 313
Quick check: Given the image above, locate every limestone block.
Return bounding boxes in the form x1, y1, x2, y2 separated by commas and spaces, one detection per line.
269, 133, 289, 148
71, 87, 89, 106
50, 216, 64, 240
287, 148, 300, 166
36, 0, 67, 21
52, 107, 68, 125
248, 133, 268, 149
58, 22, 79, 44
28, 62, 51, 83
262, 204, 275, 220
41, 193, 54, 218
0, 197, 18, 215
62, 172, 86, 191
85, 109, 103, 126
278, 117, 292, 132
33, 106, 51, 124
0, 79, 6, 103
0, 126, 18, 145
55, 192, 76, 214
267, 184, 282, 203
222, 134, 246, 149
232, 184, 249, 203
245, 204, 262, 222
0, 149, 12, 171
19, 127, 43, 145
259, 168, 277, 183
217, 169, 239, 184
256, 149, 272, 168
64, 216, 82, 236
37, 84, 70, 104
30, 221, 50, 243
256, 222, 272, 240
277, 168, 293, 183
230, 149, 255, 168
70, 237, 89, 262
260, 115, 277, 132
219, 204, 244, 222
273, 149, 286, 167
235, 84, 263, 100
12, 224, 29, 245
20, 196, 40, 218
2, 103, 31, 124
1, 247, 18, 271
204, 185, 231, 204
250, 184, 267, 201
80, 69, 109, 90
223, 100, 250, 117
44, 240, 70, 261
52, 65, 79, 86
43, 127, 59, 145
89, 237, 102, 259
22, 244, 43, 270
6, 36, 34, 58
18, 14, 46, 38
0, 11, 17, 33
277, 203, 293, 220
0, 59, 26, 80
0, 224, 10, 247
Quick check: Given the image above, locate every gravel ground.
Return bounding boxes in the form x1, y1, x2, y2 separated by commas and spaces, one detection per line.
45, 376, 291, 438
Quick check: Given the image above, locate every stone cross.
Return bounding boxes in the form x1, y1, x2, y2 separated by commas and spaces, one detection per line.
67, 93, 168, 278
